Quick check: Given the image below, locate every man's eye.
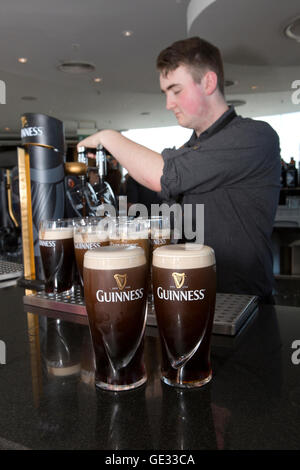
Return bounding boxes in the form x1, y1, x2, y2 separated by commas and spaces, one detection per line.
173, 89, 181, 95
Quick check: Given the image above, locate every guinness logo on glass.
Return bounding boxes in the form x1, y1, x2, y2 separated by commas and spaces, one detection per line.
114, 274, 127, 290
172, 272, 185, 289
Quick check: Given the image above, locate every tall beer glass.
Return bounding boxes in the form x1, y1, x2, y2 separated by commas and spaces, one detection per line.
83, 245, 148, 391
73, 217, 109, 289
149, 215, 171, 258
39, 219, 75, 294
109, 217, 150, 266
148, 216, 171, 303
152, 244, 216, 388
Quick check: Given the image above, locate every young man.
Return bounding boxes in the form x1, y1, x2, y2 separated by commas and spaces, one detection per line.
78, 37, 281, 301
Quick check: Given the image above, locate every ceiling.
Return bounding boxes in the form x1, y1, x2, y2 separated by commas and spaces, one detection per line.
0, 0, 300, 147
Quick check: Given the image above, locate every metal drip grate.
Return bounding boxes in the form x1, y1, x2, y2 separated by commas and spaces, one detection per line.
213, 293, 258, 335
146, 292, 258, 335
23, 289, 258, 336
0, 259, 23, 282
24, 285, 86, 315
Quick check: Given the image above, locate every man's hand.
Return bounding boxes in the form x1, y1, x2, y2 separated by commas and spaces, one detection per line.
77, 131, 105, 158
78, 129, 163, 192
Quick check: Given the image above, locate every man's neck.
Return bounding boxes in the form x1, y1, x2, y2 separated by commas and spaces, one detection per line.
195, 100, 229, 137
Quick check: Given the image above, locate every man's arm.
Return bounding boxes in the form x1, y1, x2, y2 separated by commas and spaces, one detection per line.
77, 129, 163, 192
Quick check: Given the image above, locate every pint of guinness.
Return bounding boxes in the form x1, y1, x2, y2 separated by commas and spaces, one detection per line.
152, 244, 216, 388
109, 217, 150, 266
73, 217, 109, 289
149, 216, 171, 255
83, 245, 148, 391
39, 218, 75, 294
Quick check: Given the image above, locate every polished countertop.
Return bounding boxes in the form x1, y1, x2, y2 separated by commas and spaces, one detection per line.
0, 285, 300, 451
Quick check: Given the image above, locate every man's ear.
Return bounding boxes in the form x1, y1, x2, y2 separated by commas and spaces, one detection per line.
203, 71, 218, 96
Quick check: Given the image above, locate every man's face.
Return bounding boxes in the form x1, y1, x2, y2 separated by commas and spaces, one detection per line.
159, 65, 208, 134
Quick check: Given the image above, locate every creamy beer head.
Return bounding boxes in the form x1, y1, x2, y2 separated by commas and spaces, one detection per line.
73, 227, 108, 244
152, 243, 215, 270
73, 217, 109, 244
39, 227, 74, 240
109, 218, 149, 241
84, 245, 146, 270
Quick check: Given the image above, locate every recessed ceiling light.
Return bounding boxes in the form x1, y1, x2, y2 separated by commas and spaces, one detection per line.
57, 61, 95, 74
93, 77, 102, 83
224, 79, 238, 87
122, 30, 133, 37
21, 96, 37, 101
227, 99, 246, 107
284, 16, 300, 42
18, 57, 28, 63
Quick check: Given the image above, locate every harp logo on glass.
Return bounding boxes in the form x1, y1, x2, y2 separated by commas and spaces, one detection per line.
0, 80, 6, 104
0, 340, 6, 365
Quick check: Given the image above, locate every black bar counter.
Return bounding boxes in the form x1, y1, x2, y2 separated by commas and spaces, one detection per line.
0, 285, 300, 451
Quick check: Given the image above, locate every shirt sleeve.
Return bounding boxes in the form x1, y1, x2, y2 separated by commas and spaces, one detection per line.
159, 121, 280, 201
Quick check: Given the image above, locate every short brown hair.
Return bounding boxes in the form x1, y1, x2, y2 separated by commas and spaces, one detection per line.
156, 36, 225, 95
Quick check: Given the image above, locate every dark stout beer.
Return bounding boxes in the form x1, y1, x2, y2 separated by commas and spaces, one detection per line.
39, 225, 75, 294
83, 245, 148, 391
149, 215, 171, 258
109, 217, 150, 266
74, 223, 109, 288
152, 244, 216, 388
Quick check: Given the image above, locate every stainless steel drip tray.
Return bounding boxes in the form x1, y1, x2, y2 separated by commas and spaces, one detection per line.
0, 259, 23, 285
147, 293, 258, 336
213, 293, 258, 335
24, 286, 86, 316
23, 289, 258, 337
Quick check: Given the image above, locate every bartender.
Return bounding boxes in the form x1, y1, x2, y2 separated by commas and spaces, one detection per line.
78, 36, 281, 302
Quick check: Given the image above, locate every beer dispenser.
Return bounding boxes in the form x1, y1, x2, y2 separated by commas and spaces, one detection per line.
19, 113, 66, 280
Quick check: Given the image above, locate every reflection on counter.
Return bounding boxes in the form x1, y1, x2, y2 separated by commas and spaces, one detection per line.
0, 288, 292, 449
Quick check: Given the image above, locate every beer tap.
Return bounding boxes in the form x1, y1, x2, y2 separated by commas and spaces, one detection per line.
92, 145, 116, 212
77, 146, 88, 217
64, 145, 116, 217
64, 147, 89, 218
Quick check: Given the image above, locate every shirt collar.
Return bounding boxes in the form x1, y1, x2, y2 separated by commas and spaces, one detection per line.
186, 106, 237, 147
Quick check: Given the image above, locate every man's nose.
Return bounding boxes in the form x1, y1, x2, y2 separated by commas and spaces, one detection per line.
165, 94, 175, 111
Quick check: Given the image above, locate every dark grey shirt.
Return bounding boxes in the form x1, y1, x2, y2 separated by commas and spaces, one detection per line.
160, 107, 281, 299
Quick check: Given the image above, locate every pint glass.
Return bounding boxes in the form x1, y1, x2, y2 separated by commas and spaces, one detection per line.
83, 245, 148, 391
109, 217, 150, 266
39, 219, 75, 294
152, 244, 216, 388
73, 217, 109, 289
149, 215, 171, 258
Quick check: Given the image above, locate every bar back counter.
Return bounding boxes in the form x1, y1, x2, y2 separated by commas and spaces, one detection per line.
0, 284, 300, 451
